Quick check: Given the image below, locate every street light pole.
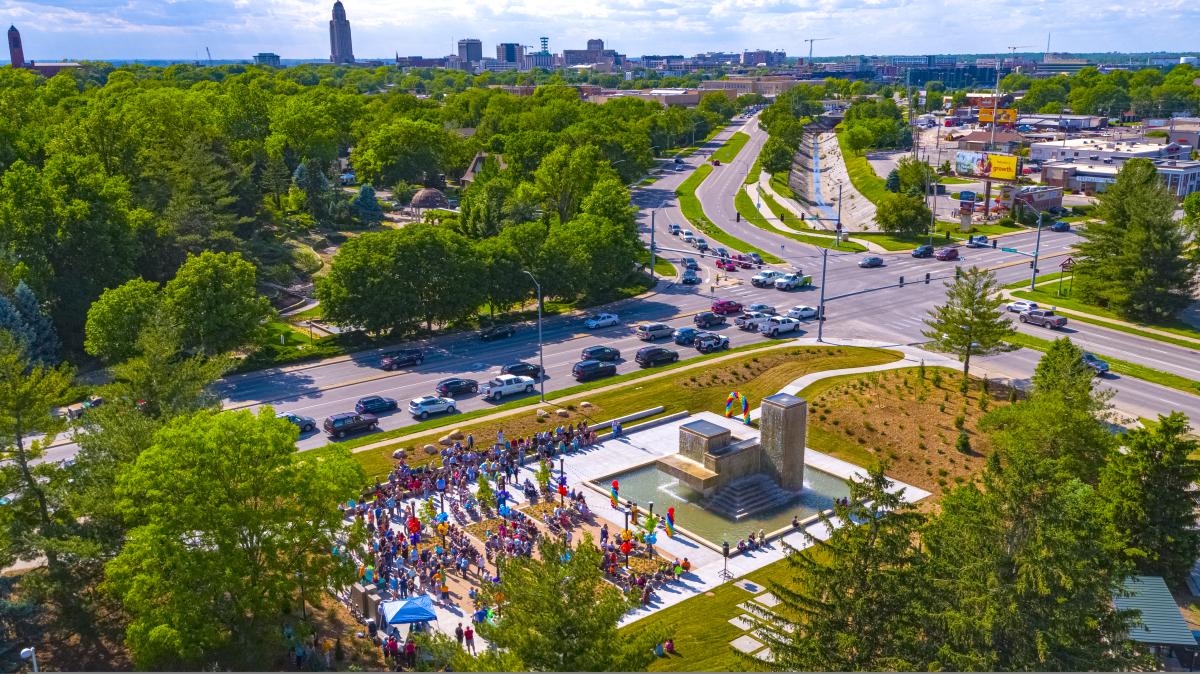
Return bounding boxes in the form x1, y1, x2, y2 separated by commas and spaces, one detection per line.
522, 270, 546, 402
1029, 210, 1044, 291
649, 211, 656, 281
817, 247, 829, 342
20, 648, 37, 673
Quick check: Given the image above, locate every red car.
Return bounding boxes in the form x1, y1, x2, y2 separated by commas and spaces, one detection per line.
711, 299, 743, 315
935, 247, 960, 261
716, 259, 739, 272
732, 254, 754, 269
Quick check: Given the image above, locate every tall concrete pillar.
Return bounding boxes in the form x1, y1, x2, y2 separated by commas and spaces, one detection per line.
760, 393, 807, 490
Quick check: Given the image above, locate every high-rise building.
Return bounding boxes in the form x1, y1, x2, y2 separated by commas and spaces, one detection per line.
496, 43, 522, 64
254, 52, 281, 67
587, 39, 605, 51
329, 1, 355, 64
8, 25, 24, 68
457, 38, 483, 64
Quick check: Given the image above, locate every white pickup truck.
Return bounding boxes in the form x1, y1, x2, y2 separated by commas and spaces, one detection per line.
751, 270, 784, 288
759, 316, 802, 337
479, 374, 536, 401
734, 311, 772, 331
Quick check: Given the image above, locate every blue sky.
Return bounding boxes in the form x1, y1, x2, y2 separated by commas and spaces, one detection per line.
4, 0, 1198, 62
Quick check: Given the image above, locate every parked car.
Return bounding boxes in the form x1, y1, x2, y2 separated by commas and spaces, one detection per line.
636, 323, 674, 341
277, 412, 316, 433
786, 305, 818, 319
911, 245, 934, 258
323, 412, 378, 439
680, 269, 701, 284
635, 346, 680, 367
673, 327, 700, 346
693, 311, 727, 329
668, 223, 682, 235
683, 257, 700, 270
1081, 352, 1110, 376
746, 303, 776, 315
1007, 300, 1038, 313
694, 332, 730, 353
733, 254, 755, 268
759, 316, 802, 337
858, 256, 884, 268
712, 159, 722, 166
735, 311, 771, 331
408, 395, 457, 419
715, 247, 731, 259
572, 359, 617, 381
436, 377, 479, 397
711, 299, 743, 315
751, 270, 784, 287
581, 345, 620, 362
500, 362, 542, 380
380, 348, 423, 371
479, 324, 516, 341
480, 374, 537, 400
965, 235, 989, 248
716, 259, 739, 272
585, 312, 620, 329
1050, 221, 1071, 232
774, 273, 812, 290
935, 247, 960, 261
1019, 308, 1067, 329
356, 395, 398, 414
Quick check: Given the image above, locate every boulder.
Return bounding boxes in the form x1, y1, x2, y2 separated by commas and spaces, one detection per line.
556, 409, 570, 418
423, 444, 438, 455
449, 429, 464, 440
438, 435, 453, 446
392, 449, 406, 460
536, 408, 549, 418
580, 401, 593, 409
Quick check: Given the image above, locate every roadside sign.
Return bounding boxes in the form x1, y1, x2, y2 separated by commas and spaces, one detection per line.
1059, 257, 1075, 270
1001, 247, 1019, 253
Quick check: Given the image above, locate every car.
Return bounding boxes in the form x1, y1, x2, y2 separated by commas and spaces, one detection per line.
668, 223, 682, 235
585, 312, 620, 329
774, 273, 812, 290
711, 299, 744, 315
1081, 352, 1110, 376
965, 235, 989, 248
711, 159, 722, 166
759, 316, 802, 337
408, 395, 457, 419
682, 230, 695, 243
745, 303, 776, 315
323, 412, 378, 439
680, 269, 701, 284
355, 395, 398, 415
581, 345, 621, 362
733, 253, 755, 269
635, 346, 680, 367
1050, 221, 1071, 232
479, 324, 516, 341
695, 238, 709, 252
858, 256, 884, 268
693, 311, 727, 329
751, 270, 784, 287
694, 332, 730, 353
747, 252, 764, 265
716, 259, 739, 272
683, 257, 700, 271
572, 359, 618, 381
673, 327, 701, 345
934, 247, 960, 261
436, 377, 479, 397
636, 322, 674, 341
786, 305, 818, 319
735, 311, 771, 331
1020, 308, 1067, 329
480, 374, 537, 400
500, 362, 542, 379
911, 245, 934, 258
277, 412, 316, 433
380, 348, 423, 371
1007, 300, 1039, 314
673, 156, 684, 165
715, 247, 731, 259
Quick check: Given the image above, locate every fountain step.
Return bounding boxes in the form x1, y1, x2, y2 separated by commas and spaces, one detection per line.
706, 474, 796, 520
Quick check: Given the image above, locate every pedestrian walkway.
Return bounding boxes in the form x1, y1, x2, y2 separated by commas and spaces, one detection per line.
741, 180, 886, 254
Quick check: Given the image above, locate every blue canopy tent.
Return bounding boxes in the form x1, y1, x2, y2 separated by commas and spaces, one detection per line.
380, 595, 438, 626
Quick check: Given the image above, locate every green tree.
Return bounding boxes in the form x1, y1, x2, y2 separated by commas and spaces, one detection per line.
697, 91, 736, 120
750, 464, 926, 671
1182, 191, 1200, 240
1100, 413, 1200, 584
105, 318, 229, 420
1074, 158, 1198, 321
12, 281, 58, 365
922, 267, 1014, 385
352, 118, 455, 187
350, 184, 384, 226
760, 135, 796, 176
843, 126, 873, 154
84, 278, 163, 363
875, 192, 931, 236
884, 168, 901, 192
580, 178, 637, 236
474, 237, 527, 318
895, 156, 935, 195
478, 534, 657, 671
534, 144, 610, 222
105, 407, 363, 670
0, 296, 33, 356
162, 251, 273, 356
476, 472, 496, 510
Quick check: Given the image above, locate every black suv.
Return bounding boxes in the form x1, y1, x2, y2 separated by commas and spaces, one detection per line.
911, 244, 934, 258
323, 412, 379, 439
380, 348, 423, 371
635, 346, 679, 367
479, 324, 516, 341
501, 362, 543, 379
572, 359, 617, 381
436, 378, 479, 396
581, 345, 620, 362
693, 311, 727, 329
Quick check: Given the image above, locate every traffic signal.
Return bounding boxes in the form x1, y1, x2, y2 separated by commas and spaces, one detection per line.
736, 212, 741, 222
925, 272, 931, 284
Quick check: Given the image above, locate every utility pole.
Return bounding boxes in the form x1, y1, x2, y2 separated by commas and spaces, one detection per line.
1029, 210, 1044, 291
522, 271, 546, 402
649, 211, 656, 280
817, 247, 829, 342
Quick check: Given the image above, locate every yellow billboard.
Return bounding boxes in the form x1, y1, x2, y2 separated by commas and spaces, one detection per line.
989, 154, 1018, 180
979, 107, 1018, 124
955, 151, 1018, 181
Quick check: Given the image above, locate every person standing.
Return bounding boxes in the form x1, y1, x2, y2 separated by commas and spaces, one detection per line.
464, 624, 476, 655
455, 622, 465, 649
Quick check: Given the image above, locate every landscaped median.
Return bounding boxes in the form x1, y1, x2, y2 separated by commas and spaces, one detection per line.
305, 342, 903, 481
733, 189, 866, 252
1005, 332, 1200, 396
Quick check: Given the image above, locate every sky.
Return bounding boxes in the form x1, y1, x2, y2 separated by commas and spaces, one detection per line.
3, 0, 1199, 62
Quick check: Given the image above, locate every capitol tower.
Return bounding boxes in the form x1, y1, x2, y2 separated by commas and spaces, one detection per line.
329, 1, 355, 64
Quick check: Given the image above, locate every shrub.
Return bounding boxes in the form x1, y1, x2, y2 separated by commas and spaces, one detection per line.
930, 369, 943, 388
955, 431, 971, 454
953, 412, 966, 430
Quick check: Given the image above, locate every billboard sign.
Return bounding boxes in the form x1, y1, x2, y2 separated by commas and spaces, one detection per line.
955, 151, 1018, 181
979, 108, 1018, 124
959, 190, 976, 214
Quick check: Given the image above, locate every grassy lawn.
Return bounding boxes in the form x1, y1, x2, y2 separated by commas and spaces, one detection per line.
674, 127, 724, 158
770, 172, 796, 200
835, 132, 888, 206
712, 132, 750, 164
678, 164, 784, 264
288, 304, 324, 321
938, 176, 975, 185
855, 220, 1026, 252
639, 246, 677, 276
1004, 271, 1065, 289
1006, 332, 1200, 396
1010, 287, 1200, 343
330, 344, 902, 482
744, 157, 762, 186
734, 190, 865, 252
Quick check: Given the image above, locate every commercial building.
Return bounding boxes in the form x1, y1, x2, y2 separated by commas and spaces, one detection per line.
395, 55, 445, 68
641, 54, 685, 71
1144, 118, 1200, 149
563, 39, 624, 67
741, 50, 786, 67
496, 43, 522, 65
1016, 113, 1106, 130
254, 52, 281, 67
1041, 158, 1200, 198
1000, 184, 1064, 212
329, 1, 354, 64
457, 39, 483, 64
699, 76, 819, 97
588, 87, 734, 107
1037, 53, 1094, 76
1030, 137, 1192, 163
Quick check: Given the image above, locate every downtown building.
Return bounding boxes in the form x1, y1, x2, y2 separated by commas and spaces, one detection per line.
329, 0, 355, 64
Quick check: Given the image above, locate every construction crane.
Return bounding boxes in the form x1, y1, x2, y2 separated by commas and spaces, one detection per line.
205, 47, 213, 66
804, 38, 831, 63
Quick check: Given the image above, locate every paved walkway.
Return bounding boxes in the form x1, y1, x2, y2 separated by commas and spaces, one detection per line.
741, 179, 885, 254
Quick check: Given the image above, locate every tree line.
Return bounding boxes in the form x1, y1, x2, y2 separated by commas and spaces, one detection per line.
1001, 63, 1200, 117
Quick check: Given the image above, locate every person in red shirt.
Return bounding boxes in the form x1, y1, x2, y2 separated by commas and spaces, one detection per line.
464, 624, 476, 655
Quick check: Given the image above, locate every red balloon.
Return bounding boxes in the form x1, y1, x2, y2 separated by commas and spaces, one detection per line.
621, 541, 632, 554
612, 480, 619, 489
667, 506, 675, 517
558, 485, 567, 496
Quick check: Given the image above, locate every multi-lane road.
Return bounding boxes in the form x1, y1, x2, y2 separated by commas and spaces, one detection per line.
39, 115, 1199, 464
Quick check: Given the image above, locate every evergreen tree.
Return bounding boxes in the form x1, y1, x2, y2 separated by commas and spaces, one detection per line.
12, 281, 59, 364
1100, 413, 1200, 584
0, 295, 33, 356
922, 267, 1014, 386
351, 184, 384, 226
885, 168, 901, 192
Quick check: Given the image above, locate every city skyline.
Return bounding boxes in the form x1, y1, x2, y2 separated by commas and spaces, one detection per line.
1, 0, 1198, 62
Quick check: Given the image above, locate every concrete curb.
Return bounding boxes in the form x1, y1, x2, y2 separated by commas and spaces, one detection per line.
999, 288, 1200, 347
